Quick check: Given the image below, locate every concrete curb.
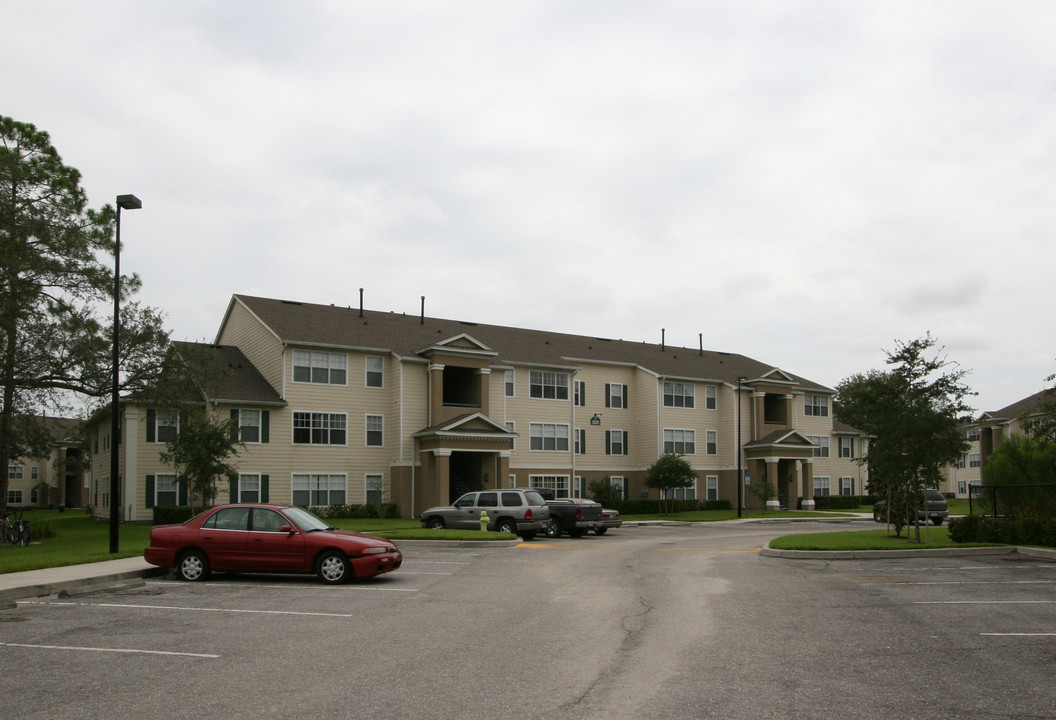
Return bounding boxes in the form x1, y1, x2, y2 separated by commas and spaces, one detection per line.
761, 544, 1056, 561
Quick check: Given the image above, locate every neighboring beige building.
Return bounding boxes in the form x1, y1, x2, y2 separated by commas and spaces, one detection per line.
6, 417, 87, 509
944, 389, 1052, 497
88, 294, 868, 520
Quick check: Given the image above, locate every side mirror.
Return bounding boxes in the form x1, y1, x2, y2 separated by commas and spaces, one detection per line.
280, 525, 296, 534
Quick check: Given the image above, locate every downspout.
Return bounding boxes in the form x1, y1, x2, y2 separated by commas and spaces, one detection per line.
570, 369, 578, 497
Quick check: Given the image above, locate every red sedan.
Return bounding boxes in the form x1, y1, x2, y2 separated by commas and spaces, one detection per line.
145, 504, 402, 584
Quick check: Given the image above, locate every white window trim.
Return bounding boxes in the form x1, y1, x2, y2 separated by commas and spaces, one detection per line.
663, 428, 696, 455
529, 422, 570, 452
291, 473, 348, 506
292, 411, 348, 446
292, 350, 348, 386
365, 414, 384, 447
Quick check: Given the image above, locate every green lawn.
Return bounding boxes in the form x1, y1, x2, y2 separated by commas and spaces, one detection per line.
768, 526, 999, 551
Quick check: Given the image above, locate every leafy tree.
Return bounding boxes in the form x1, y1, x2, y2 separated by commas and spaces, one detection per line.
1022, 367, 1056, 443
159, 410, 243, 512
835, 334, 974, 541
981, 434, 1056, 518
587, 476, 623, 508
0, 115, 170, 515
645, 453, 696, 514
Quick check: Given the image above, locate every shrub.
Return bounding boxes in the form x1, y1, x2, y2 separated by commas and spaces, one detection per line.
309, 503, 398, 519
813, 495, 863, 510
948, 514, 1056, 547
153, 506, 196, 524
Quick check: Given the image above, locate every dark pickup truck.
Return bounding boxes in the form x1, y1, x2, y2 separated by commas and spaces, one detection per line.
544, 498, 603, 538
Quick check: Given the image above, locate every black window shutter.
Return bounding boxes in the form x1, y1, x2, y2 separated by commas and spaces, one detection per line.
580, 381, 586, 406
623, 431, 629, 455
605, 430, 611, 455
229, 477, 237, 503
230, 409, 239, 441
178, 478, 188, 506
145, 475, 155, 509
605, 385, 611, 408
146, 409, 156, 442
261, 475, 269, 503
623, 385, 628, 409
261, 411, 270, 443
622, 477, 629, 501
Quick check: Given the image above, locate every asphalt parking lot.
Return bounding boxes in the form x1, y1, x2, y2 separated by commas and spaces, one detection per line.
1, 522, 1054, 720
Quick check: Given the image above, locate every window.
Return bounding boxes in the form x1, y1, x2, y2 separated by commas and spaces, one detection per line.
664, 429, 695, 454
839, 477, 855, 495
958, 481, 966, 494
575, 428, 586, 454
606, 383, 627, 409
365, 474, 383, 504
506, 421, 516, 451
967, 427, 980, 441
7, 490, 22, 504
610, 476, 626, 501
529, 370, 569, 400
508, 474, 517, 488
153, 411, 178, 443
706, 430, 717, 455
670, 478, 697, 501
838, 437, 854, 459
365, 414, 384, 447
30, 487, 39, 504
574, 380, 585, 406
155, 474, 178, 507
804, 394, 829, 417
293, 412, 347, 445
505, 370, 515, 397
606, 430, 628, 456
366, 356, 384, 388
203, 506, 250, 531
292, 350, 347, 385
969, 453, 981, 468
292, 474, 347, 506
251, 508, 286, 532
529, 475, 569, 498
236, 474, 261, 503
530, 423, 569, 452
236, 409, 262, 443
706, 475, 719, 501
808, 435, 830, 458
30, 467, 38, 480
705, 385, 717, 410
573, 476, 585, 498
663, 382, 694, 408
8, 465, 23, 480
813, 477, 831, 496
957, 454, 966, 469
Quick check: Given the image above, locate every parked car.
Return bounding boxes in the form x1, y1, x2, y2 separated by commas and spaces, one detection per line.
595, 508, 622, 535
419, 489, 550, 540
873, 489, 949, 525
544, 498, 603, 538
144, 504, 402, 584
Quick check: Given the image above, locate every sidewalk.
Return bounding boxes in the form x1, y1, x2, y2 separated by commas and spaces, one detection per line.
0, 556, 166, 607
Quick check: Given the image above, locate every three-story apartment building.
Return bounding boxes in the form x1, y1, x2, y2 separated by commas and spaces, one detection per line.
88, 294, 867, 520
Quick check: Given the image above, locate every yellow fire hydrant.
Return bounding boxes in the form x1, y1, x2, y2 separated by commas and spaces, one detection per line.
479, 510, 490, 532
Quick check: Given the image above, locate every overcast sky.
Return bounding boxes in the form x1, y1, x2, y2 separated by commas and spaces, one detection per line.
4, 1, 1054, 414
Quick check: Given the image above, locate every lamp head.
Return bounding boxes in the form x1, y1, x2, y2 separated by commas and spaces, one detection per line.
116, 194, 142, 210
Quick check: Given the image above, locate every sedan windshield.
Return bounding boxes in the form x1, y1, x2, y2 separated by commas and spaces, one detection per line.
282, 507, 333, 532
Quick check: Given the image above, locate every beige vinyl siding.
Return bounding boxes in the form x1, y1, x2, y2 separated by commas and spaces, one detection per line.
217, 300, 285, 393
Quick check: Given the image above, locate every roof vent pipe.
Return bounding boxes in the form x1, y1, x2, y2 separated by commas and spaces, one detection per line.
699, 333, 703, 356
661, 328, 665, 352
359, 288, 364, 318
421, 296, 425, 325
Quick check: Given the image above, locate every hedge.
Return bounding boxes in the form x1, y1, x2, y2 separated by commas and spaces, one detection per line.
603, 498, 732, 515
948, 514, 1056, 547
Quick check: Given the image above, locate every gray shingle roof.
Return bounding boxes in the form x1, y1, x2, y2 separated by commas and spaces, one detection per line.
228, 294, 834, 392
172, 341, 285, 406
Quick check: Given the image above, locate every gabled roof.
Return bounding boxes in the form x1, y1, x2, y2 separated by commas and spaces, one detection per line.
413, 413, 517, 439
172, 341, 285, 406
978, 389, 1052, 424
223, 294, 834, 392
744, 429, 816, 450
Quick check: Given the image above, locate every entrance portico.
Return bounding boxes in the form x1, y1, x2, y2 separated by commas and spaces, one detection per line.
743, 430, 817, 510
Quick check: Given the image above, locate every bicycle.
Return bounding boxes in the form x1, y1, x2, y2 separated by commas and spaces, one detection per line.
1, 510, 31, 546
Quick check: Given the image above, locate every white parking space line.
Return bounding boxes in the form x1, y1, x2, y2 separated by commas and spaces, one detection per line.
863, 580, 1056, 586
913, 600, 1056, 605
980, 633, 1056, 637
19, 600, 388, 618
0, 641, 218, 659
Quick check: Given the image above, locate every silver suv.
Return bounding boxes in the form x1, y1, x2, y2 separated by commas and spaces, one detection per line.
873, 489, 949, 526
420, 489, 550, 540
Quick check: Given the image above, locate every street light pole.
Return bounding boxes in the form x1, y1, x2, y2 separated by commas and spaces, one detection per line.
736, 376, 746, 518
110, 194, 141, 554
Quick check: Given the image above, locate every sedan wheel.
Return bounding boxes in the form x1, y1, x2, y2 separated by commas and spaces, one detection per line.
317, 550, 351, 585
177, 550, 210, 582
